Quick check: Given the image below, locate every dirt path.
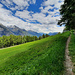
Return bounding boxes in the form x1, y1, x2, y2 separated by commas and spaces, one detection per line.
64, 35, 74, 75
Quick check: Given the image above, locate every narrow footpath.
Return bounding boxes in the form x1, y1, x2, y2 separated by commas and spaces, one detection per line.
64, 35, 74, 75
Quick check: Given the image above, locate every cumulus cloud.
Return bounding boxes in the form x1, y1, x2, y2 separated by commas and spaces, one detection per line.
0, 5, 28, 27
0, 0, 64, 33
1, 0, 36, 10
15, 10, 32, 19
0, 4, 3, 7
42, 0, 64, 8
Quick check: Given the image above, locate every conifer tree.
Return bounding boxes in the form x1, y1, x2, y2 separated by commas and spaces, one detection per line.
39, 36, 42, 40
42, 34, 45, 38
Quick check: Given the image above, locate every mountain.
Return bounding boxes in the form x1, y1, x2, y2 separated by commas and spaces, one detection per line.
28, 30, 42, 37
0, 24, 13, 36
0, 24, 41, 37
48, 32, 58, 36
7, 25, 32, 36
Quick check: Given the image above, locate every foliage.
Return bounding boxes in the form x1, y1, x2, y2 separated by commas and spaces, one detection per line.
39, 36, 42, 40
0, 35, 38, 48
0, 34, 49, 49
69, 33, 75, 74
42, 34, 46, 38
0, 31, 70, 75
46, 34, 49, 37
58, 0, 75, 30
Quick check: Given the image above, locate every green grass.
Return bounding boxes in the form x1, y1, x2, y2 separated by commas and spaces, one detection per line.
0, 32, 70, 75
69, 33, 75, 74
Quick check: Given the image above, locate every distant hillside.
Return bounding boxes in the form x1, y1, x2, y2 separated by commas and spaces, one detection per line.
0, 24, 43, 37
28, 30, 42, 37
7, 25, 32, 36
0, 23, 58, 37
48, 32, 58, 36
39, 32, 58, 36
0, 24, 13, 36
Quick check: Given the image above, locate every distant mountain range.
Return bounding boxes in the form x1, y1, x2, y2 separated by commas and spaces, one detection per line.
7, 25, 32, 36
0, 24, 42, 37
48, 32, 58, 36
0, 23, 58, 37
28, 30, 42, 37
0, 24, 13, 37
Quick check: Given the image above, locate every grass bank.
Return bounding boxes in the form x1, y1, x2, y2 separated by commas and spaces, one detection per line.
0, 32, 70, 75
69, 33, 75, 74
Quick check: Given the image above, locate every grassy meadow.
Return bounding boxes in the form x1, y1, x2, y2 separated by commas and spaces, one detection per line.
69, 33, 75, 74
0, 32, 70, 75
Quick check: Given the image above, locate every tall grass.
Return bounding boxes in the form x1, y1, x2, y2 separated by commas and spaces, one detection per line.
0, 32, 70, 75
69, 33, 75, 74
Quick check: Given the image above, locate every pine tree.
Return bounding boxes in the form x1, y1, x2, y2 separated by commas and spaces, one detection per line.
39, 36, 42, 40
34, 36, 38, 40
42, 34, 45, 38
46, 34, 49, 37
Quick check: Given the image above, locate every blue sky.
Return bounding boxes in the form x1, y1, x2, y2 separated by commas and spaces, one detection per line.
0, 0, 64, 33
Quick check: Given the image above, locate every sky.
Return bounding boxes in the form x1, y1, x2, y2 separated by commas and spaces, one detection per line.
0, 0, 64, 33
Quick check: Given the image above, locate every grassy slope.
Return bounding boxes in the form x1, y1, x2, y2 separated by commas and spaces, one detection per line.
69, 33, 75, 74
0, 32, 70, 75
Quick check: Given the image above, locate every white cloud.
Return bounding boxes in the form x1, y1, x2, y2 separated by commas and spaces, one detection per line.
15, 10, 32, 19
55, 1, 64, 8
13, 0, 29, 6
31, 0, 36, 4
40, 6, 54, 14
0, 4, 3, 8
1, 0, 36, 10
0, 6, 64, 33
0, 6, 27, 27
26, 23, 64, 33
42, 0, 56, 6
42, 0, 64, 8
15, 7, 60, 25
0, 0, 64, 33
39, 7, 43, 10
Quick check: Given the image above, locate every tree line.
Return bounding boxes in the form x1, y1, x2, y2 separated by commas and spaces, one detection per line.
0, 34, 49, 48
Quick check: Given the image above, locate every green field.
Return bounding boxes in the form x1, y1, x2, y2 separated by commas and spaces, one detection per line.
0, 32, 70, 75
69, 33, 75, 74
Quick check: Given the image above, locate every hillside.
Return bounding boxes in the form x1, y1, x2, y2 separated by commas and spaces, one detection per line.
69, 33, 75, 74
0, 31, 70, 75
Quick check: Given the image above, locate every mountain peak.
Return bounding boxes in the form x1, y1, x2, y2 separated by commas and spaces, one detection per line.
0, 23, 13, 36
7, 25, 19, 28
